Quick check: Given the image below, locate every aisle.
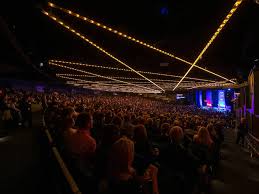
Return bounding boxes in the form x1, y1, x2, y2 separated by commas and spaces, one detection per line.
211, 128, 259, 194
0, 113, 57, 194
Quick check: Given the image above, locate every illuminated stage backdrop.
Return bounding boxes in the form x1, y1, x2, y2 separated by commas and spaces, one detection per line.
195, 89, 233, 111
206, 90, 212, 107
218, 90, 226, 109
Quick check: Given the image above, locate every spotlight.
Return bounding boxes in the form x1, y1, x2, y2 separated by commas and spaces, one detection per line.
40, 62, 44, 67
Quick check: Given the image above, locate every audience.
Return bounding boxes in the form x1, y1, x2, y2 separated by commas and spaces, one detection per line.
1, 88, 234, 194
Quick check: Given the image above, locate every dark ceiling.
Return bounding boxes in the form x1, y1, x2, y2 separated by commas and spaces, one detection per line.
1, 0, 259, 83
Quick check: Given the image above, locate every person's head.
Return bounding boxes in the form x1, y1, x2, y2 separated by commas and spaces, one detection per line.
206, 123, 216, 137
124, 114, 131, 122
62, 107, 75, 119
102, 124, 120, 146
76, 112, 93, 130
75, 105, 85, 113
108, 137, 135, 178
194, 126, 213, 146
173, 120, 181, 127
63, 117, 75, 130
146, 118, 153, 126
161, 123, 170, 136
134, 124, 148, 143
112, 116, 122, 128
137, 116, 145, 125
169, 126, 184, 143
241, 117, 246, 124
214, 121, 222, 132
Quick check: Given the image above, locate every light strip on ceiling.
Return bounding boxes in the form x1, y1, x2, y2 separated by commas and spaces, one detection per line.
47, 2, 235, 83
42, 10, 164, 91
173, 0, 243, 91
191, 80, 236, 89
65, 81, 192, 91
56, 73, 209, 85
59, 75, 160, 93
49, 61, 160, 93
57, 74, 207, 89
59, 75, 143, 91
50, 59, 216, 82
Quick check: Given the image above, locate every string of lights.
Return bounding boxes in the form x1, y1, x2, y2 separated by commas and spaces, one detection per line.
65, 80, 195, 90
63, 78, 161, 94
50, 59, 216, 83
42, 10, 164, 92
47, 2, 235, 83
66, 81, 204, 88
56, 73, 209, 89
55, 73, 210, 85
173, 0, 243, 91
60, 75, 161, 93
191, 80, 237, 89
57, 73, 207, 83
49, 61, 161, 93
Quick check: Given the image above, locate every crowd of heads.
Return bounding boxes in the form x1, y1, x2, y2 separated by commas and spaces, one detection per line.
42, 91, 231, 194
1, 89, 233, 194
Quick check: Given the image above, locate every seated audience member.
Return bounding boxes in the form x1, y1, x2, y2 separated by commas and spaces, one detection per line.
63, 107, 78, 119
193, 127, 214, 165
160, 123, 170, 139
107, 137, 141, 194
92, 111, 105, 143
137, 116, 146, 125
63, 117, 77, 138
207, 123, 221, 167
145, 118, 154, 137
64, 112, 96, 176
160, 126, 200, 194
192, 126, 214, 191
112, 116, 122, 129
122, 114, 132, 129
134, 125, 152, 157
58, 107, 76, 133
105, 112, 113, 124
53, 116, 75, 152
172, 120, 181, 128
107, 137, 159, 194
95, 124, 120, 180
131, 114, 138, 125
133, 125, 154, 176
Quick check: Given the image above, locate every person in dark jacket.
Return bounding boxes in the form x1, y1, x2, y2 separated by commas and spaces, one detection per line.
19, 96, 32, 128
160, 126, 202, 194
236, 117, 248, 146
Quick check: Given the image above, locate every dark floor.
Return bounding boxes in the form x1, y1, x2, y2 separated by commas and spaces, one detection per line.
0, 115, 259, 194
211, 128, 259, 194
0, 113, 57, 194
